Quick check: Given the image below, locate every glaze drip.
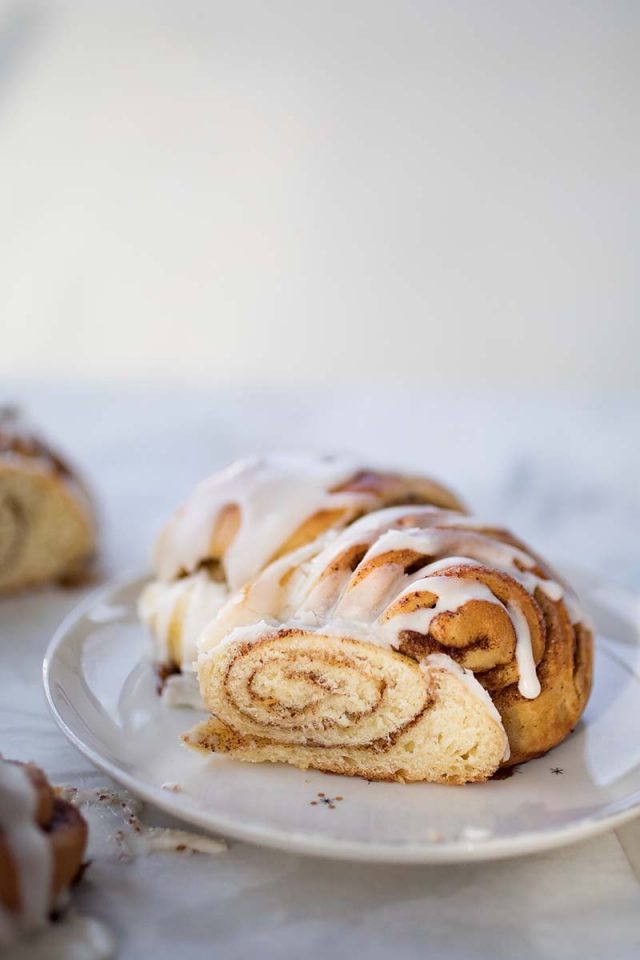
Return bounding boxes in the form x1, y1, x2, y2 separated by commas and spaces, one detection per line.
154, 454, 365, 587
200, 507, 586, 702
0, 763, 52, 945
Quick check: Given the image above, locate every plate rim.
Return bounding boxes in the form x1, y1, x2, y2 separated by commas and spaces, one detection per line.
43, 573, 640, 865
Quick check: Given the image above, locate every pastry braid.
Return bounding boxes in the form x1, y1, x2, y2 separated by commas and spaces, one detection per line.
192, 506, 593, 777
0, 408, 96, 593
140, 454, 464, 674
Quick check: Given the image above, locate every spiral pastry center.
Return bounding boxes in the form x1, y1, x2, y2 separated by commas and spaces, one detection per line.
201, 630, 432, 749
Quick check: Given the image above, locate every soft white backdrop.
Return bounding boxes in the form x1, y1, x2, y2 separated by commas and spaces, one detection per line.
1, 0, 638, 387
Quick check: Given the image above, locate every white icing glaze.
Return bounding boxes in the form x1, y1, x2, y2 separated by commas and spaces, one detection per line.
507, 600, 541, 699
154, 454, 368, 587
351, 532, 544, 701
563, 591, 591, 628
371, 562, 540, 701
211, 619, 281, 654
364, 526, 565, 607
324, 511, 586, 630
139, 572, 229, 670
199, 513, 566, 699
334, 564, 404, 624
293, 508, 454, 597
537, 579, 565, 602
374, 571, 545, 700
0, 762, 52, 946
196, 502, 591, 710
325, 559, 541, 702
352, 525, 588, 699
197, 536, 336, 655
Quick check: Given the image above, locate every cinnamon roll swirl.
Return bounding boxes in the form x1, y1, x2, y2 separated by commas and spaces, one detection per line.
140, 455, 464, 676
189, 626, 508, 784
0, 407, 97, 593
194, 506, 593, 774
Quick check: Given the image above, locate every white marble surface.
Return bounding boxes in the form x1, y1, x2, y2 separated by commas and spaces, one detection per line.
2, 383, 640, 958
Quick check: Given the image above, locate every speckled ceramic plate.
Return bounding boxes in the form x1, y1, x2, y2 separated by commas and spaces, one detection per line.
43, 572, 640, 863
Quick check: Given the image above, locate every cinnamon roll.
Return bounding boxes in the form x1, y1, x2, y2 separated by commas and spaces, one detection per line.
139, 454, 464, 677
189, 627, 508, 784
192, 506, 593, 777
0, 407, 97, 593
0, 758, 88, 945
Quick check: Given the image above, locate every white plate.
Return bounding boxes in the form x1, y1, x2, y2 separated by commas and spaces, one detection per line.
43, 573, 640, 864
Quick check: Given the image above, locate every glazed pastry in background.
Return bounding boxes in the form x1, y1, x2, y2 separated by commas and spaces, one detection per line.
139, 454, 464, 678
190, 506, 593, 780
0, 758, 88, 945
0, 407, 97, 593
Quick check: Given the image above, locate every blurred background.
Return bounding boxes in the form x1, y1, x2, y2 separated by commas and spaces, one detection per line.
1, 0, 638, 387
1, 0, 638, 588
